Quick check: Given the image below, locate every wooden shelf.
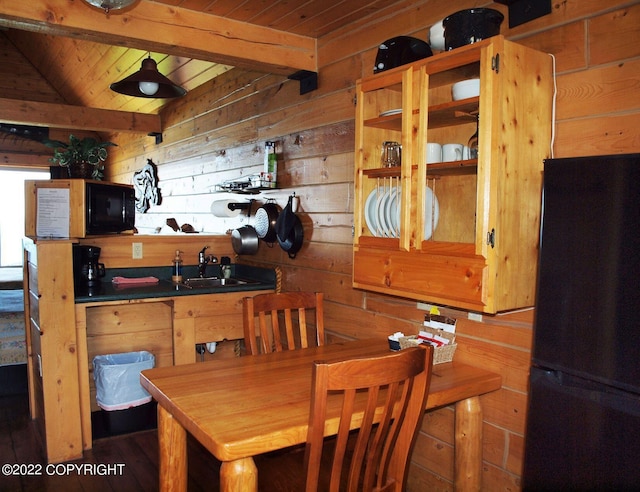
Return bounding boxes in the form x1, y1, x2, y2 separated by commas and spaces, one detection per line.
364, 97, 478, 131
363, 160, 477, 179
363, 110, 415, 131
427, 159, 478, 176
363, 166, 403, 178
428, 98, 478, 128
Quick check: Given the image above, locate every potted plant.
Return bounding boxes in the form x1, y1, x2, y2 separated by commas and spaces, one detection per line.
43, 134, 117, 180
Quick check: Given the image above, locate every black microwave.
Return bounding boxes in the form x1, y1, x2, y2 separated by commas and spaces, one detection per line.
27, 179, 136, 237
85, 180, 136, 234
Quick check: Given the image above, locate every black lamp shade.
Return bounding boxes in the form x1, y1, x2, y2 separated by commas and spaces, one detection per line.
110, 57, 187, 98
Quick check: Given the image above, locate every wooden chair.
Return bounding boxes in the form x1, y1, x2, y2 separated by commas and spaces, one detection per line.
243, 291, 325, 355
255, 345, 434, 492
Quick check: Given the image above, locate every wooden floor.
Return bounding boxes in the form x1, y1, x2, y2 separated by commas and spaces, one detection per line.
0, 390, 224, 491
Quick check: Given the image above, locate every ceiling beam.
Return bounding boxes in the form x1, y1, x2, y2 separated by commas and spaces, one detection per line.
0, 98, 162, 134
0, 0, 317, 75
0, 153, 51, 169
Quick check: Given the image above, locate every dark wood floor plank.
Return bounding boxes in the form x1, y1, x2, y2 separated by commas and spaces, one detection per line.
110, 432, 159, 490
185, 436, 221, 492
1, 391, 301, 492
0, 392, 223, 492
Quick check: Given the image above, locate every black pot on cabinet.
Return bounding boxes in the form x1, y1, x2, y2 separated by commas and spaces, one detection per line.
443, 8, 504, 51
374, 36, 433, 74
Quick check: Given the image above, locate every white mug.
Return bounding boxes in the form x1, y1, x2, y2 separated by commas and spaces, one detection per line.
462, 145, 471, 160
426, 143, 442, 163
442, 143, 464, 162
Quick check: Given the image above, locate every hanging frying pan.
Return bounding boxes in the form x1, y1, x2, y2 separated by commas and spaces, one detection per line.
276, 195, 296, 242
277, 214, 304, 259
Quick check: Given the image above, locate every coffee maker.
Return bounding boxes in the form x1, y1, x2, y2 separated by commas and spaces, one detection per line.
73, 245, 105, 292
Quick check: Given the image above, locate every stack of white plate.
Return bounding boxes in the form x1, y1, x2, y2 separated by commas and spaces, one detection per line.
365, 186, 439, 239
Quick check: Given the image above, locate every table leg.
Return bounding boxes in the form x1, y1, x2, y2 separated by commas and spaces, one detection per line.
158, 405, 187, 492
220, 457, 258, 492
454, 396, 483, 492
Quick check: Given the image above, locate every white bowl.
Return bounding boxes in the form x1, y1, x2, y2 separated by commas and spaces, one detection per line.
452, 78, 480, 101
429, 20, 445, 51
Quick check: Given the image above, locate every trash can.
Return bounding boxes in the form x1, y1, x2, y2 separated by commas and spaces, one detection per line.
92, 351, 156, 435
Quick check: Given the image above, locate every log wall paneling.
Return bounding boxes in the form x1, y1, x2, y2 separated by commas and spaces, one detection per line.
9, 0, 639, 488
101, 3, 640, 487
116, 6, 638, 490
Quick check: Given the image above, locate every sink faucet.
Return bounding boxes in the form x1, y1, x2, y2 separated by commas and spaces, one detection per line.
198, 246, 218, 277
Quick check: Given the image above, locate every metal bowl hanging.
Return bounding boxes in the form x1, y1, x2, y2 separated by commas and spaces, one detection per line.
231, 199, 259, 255
231, 226, 259, 255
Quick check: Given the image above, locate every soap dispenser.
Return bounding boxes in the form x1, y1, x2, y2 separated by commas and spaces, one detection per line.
172, 250, 183, 283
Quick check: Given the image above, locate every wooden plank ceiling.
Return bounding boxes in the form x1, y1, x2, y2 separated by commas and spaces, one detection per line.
0, 0, 408, 167
0, 0, 401, 117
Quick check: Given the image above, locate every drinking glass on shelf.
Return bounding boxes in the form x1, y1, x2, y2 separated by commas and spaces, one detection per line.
381, 141, 401, 167
468, 115, 479, 159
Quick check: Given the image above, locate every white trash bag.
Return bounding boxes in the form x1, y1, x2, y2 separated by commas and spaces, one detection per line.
93, 351, 155, 411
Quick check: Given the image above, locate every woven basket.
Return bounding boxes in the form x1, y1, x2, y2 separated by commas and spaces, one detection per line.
399, 328, 457, 364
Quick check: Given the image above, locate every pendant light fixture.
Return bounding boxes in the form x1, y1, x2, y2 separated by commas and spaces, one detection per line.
110, 56, 187, 98
83, 0, 138, 14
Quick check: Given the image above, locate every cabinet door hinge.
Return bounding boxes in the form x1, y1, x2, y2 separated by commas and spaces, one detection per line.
491, 54, 500, 73
353, 95, 358, 106
487, 228, 496, 248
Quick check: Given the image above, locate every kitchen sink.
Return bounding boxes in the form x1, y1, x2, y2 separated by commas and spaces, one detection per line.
181, 277, 255, 289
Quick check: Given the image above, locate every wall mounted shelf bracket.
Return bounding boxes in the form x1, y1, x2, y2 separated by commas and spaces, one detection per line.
288, 70, 318, 95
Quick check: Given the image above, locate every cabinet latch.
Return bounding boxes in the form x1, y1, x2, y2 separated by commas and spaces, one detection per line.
491, 54, 500, 73
487, 228, 496, 248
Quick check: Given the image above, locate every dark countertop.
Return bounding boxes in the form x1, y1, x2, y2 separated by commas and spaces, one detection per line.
74, 264, 276, 303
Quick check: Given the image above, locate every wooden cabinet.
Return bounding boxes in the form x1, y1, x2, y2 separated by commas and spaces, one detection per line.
23, 238, 83, 463
74, 289, 273, 448
83, 302, 174, 413
172, 291, 264, 365
24, 179, 134, 239
23, 232, 273, 460
353, 36, 553, 313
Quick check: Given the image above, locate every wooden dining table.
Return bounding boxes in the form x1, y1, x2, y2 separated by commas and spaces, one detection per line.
140, 338, 501, 492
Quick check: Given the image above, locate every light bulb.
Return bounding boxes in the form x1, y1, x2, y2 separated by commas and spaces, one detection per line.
139, 81, 159, 96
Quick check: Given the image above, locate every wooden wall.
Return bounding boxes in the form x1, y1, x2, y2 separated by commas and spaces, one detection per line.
105, 1, 640, 490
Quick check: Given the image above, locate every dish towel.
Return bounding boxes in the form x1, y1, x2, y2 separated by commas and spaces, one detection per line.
111, 276, 159, 285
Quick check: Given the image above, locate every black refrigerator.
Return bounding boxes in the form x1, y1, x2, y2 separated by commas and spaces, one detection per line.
522, 154, 640, 491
